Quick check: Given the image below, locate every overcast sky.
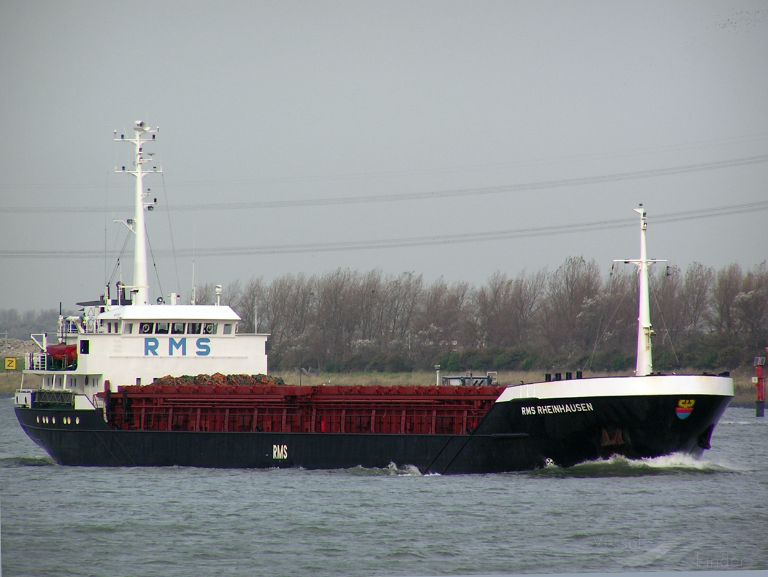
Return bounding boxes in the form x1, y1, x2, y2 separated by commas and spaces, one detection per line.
1, 1, 766, 311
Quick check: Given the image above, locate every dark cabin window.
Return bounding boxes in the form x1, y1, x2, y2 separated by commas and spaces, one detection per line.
171, 322, 185, 334
188, 322, 202, 334
155, 322, 169, 335
139, 323, 154, 334
80, 340, 89, 354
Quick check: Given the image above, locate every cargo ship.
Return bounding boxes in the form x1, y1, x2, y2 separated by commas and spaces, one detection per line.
13, 122, 733, 473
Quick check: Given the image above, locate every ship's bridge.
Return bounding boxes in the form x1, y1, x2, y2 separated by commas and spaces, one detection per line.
98, 304, 242, 336
24, 304, 269, 402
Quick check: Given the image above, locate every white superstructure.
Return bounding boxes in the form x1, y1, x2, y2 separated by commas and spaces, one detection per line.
19, 121, 269, 409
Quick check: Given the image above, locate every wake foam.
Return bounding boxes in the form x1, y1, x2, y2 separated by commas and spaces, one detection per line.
0, 456, 54, 467
343, 462, 424, 476
529, 453, 735, 478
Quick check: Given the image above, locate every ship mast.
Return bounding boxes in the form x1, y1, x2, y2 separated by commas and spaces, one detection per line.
615, 205, 666, 376
115, 121, 161, 306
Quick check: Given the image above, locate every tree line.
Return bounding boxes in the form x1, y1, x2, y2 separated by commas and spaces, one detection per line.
0, 309, 59, 342
3, 259, 766, 373
206, 259, 767, 373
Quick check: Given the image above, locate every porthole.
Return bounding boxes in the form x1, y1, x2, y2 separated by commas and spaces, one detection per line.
36, 416, 40, 424
52, 417, 56, 425
75, 417, 80, 425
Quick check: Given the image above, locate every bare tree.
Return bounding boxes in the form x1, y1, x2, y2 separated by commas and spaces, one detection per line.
475, 272, 516, 348
650, 265, 684, 347
412, 278, 475, 363
680, 262, 714, 336
734, 262, 768, 348
379, 272, 423, 343
475, 271, 545, 349
233, 278, 266, 333
354, 270, 383, 342
710, 263, 743, 337
193, 282, 215, 305
541, 257, 602, 359
509, 271, 546, 347
223, 280, 242, 308
313, 269, 356, 365
263, 274, 314, 363
584, 268, 635, 369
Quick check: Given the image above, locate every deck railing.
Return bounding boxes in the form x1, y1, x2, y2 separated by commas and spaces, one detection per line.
26, 352, 77, 371
27, 352, 48, 371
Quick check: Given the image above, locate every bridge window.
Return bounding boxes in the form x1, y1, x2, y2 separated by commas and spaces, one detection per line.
155, 322, 169, 334
171, 322, 185, 334
188, 322, 202, 334
124, 323, 133, 334
139, 323, 153, 334
203, 322, 217, 335
223, 323, 233, 335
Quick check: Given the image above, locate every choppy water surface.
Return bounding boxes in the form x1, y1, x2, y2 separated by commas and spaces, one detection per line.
1, 397, 765, 576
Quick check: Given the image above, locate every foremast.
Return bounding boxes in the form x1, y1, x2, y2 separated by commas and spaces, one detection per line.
115, 121, 161, 306
615, 205, 666, 377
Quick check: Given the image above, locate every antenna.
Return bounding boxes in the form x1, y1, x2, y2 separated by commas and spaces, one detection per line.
114, 121, 162, 306
191, 257, 197, 305
613, 205, 667, 376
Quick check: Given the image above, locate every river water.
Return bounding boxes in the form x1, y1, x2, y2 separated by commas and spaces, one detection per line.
0, 397, 765, 577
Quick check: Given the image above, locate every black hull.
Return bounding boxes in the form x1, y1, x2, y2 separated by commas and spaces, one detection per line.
15, 393, 731, 474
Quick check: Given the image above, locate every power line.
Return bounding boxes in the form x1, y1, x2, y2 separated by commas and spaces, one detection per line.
2, 200, 765, 260
5, 130, 768, 193
2, 153, 767, 215
173, 153, 768, 212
